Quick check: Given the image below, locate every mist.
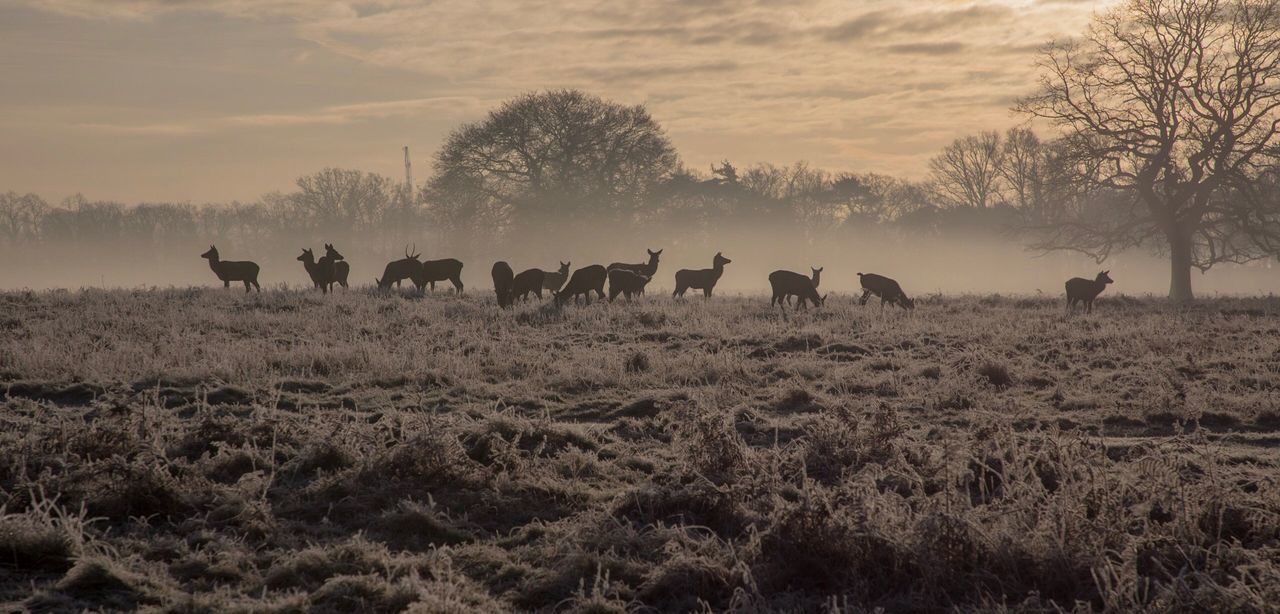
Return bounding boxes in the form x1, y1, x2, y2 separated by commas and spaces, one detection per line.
5, 218, 1278, 298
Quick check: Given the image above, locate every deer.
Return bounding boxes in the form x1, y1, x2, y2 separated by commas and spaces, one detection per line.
297, 248, 333, 293
783, 266, 822, 306
608, 249, 662, 294
321, 243, 350, 291
673, 252, 730, 298
1065, 270, 1113, 313
512, 268, 547, 302
201, 246, 260, 293
857, 272, 914, 310
421, 258, 465, 294
555, 264, 607, 306
608, 268, 651, 302
492, 261, 514, 308
375, 244, 425, 291
769, 270, 827, 309
542, 261, 571, 294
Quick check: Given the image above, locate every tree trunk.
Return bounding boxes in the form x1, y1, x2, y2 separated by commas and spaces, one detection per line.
1168, 229, 1194, 302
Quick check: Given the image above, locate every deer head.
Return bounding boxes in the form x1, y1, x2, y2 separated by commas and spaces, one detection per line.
713, 252, 731, 267
200, 246, 218, 260
297, 248, 314, 263
1097, 270, 1114, 285
325, 243, 345, 261
558, 261, 570, 274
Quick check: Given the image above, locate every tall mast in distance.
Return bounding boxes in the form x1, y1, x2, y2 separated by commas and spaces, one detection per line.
403, 146, 413, 203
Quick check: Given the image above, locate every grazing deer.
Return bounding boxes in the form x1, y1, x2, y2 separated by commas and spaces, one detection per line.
608, 268, 651, 302
769, 270, 826, 309
555, 264, 607, 306
542, 261, 571, 294
421, 258, 465, 294
321, 243, 350, 291
784, 266, 822, 306
201, 246, 260, 293
608, 249, 662, 294
673, 252, 731, 298
857, 272, 914, 310
492, 261, 514, 308
375, 245, 425, 291
512, 268, 546, 302
1066, 270, 1113, 313
297, 248, 333, 293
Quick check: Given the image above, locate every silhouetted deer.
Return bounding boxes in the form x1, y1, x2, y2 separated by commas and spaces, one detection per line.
321, 243, 350, 291
769, 270, 826, 309
555, 264, 607, 306
201, 246, 260, 293
492, 261, 514, 308
1066, 270, 1113, 313
375, 245, 425, 291
608, 249, 662, 294
857, 272, 914, 310
784, 266, 822, 306
421, 258, 465, 294
608, 269, 651, 302
543, 261, 571, 294
512, 268, 546, 302
297, 248, 333, 293
673, 252, 730, 298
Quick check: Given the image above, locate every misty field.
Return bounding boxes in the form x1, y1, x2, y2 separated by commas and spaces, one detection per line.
2, 288, 1279, 612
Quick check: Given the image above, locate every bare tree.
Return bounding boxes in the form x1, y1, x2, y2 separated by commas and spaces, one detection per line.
0, 192, 47, 245
999, 127, 1046, 214
1019, 0, 1280, 301
928, 131, 1004, 208
287, 168, 398, 236
426, 89, 678, 241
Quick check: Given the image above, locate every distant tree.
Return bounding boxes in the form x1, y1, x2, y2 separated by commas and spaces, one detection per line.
1019, 0, 1280, 301
928, 131, 1004, 208
998, 127, 1047, 214
286, 168, 398, 236
0, 192, 47, 245
426, 89, 679, 240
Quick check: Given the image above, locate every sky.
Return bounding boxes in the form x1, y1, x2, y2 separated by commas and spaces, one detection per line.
0, 0, 1116, 204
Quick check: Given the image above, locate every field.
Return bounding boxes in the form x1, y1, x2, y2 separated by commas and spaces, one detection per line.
2, 288, 1279, 612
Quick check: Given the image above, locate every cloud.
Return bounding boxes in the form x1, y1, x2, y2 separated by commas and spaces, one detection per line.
77, 96, 482, 135
885, 41, 968, 55
13, 0, 1113, 189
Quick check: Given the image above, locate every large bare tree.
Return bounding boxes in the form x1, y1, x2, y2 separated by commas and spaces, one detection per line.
426, 89, 678, 241
1019, 0, 1280, 300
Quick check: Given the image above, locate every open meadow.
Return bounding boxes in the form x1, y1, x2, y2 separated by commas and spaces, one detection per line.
2, 288, 1280, 611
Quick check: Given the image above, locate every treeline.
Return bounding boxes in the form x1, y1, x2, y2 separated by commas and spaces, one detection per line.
0, 131, 1085, 257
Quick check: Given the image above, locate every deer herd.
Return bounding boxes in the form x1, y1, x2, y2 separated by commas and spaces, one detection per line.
199, 244, 1116, 313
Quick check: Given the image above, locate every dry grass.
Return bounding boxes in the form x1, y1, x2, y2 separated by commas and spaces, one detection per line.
1, 288, 1279, 611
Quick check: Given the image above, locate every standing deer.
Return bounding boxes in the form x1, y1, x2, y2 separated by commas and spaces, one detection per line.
421, 258, 465, 294
1065, 271, 1113, 313
542, 261, 571, 294
512, 268, 547, 302
201, 246, 260, 293
608, 249, 662, 294
297, 248, 333, 293
783, 266, 822, 306
608, 269, 651, 302
321, 243, 350, 291
375, 245, 425, 291
492, 261, 514, 308
769, 270, 826, 309
555, 264, 607, 306
857, 272, 914, 310
673, 252, 730, 298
